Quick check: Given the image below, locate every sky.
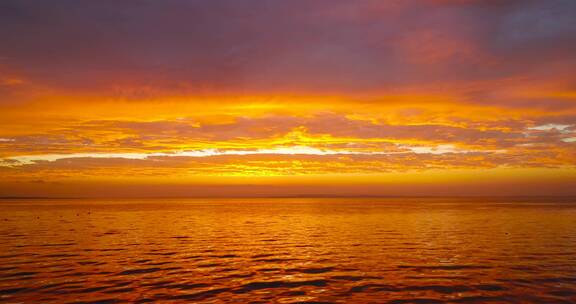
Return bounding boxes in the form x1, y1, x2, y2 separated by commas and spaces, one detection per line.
1, 0, 575, 197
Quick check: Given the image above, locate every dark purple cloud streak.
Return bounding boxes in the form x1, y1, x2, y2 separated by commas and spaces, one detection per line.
1, 0, 575, 96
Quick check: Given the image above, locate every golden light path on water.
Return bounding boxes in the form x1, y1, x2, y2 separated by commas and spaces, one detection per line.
1, 197, 575, 303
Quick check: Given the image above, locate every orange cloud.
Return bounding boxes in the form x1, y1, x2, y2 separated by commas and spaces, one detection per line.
1, 0, 575, 196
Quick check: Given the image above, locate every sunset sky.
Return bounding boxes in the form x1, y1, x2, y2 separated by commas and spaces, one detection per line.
1, 0, 575, 197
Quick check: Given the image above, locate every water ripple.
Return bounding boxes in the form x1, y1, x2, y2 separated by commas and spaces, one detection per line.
1, 197, 575, 303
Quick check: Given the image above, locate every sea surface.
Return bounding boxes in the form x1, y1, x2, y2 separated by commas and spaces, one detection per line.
0, 197, 575, 303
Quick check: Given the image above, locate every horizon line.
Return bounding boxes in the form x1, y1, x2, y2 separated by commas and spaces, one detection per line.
1, 195, 576, 200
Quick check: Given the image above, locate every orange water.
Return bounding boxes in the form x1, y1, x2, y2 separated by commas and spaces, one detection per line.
1, 197, 575, 303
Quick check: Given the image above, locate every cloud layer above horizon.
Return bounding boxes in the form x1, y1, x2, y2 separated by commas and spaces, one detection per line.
1, 0, 575, 196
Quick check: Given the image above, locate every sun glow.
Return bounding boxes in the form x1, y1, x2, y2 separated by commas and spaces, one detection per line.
1, 1, 575, 197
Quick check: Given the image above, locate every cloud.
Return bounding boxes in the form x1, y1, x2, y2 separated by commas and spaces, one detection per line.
0, 0, 575, 98
1, 112, 574, 164
0, 1, 575, 196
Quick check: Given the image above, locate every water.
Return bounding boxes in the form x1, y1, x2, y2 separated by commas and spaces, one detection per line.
0, 197, 575, 303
